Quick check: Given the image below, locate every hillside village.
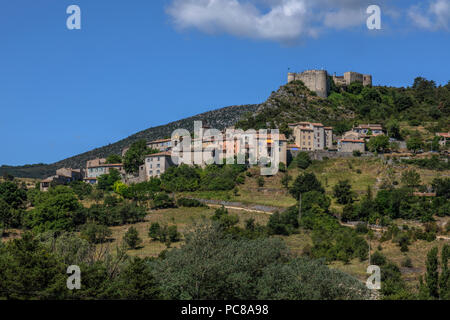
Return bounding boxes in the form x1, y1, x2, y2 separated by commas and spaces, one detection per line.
1, 71, 449, 300
39, 120, 450, 191
37, 71, 450, 190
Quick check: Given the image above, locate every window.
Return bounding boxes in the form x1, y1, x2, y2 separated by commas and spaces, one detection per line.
157, 170, 160, 175
157, 164, 160, 168
149, 171, 153, 175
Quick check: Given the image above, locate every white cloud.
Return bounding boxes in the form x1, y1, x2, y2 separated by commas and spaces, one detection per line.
166, 0, 314, 43
408, 0, 450, 31
166, 0, 448, 43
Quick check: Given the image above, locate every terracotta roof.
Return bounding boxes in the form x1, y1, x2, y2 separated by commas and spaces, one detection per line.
437, 133, 450, 138
311, 123, 324, 127
287, 144, 300, 148
324, 127, 333, 130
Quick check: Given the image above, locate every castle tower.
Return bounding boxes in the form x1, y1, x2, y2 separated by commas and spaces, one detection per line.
363, 74, 373, 86
287, 70, 329, 98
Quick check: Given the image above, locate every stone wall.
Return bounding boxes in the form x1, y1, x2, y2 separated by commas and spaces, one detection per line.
288, 150, 374, 162
287, 70, 329, 98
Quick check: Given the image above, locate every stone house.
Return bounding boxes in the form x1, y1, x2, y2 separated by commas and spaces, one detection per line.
40, 168, 83, 191
84, 158, 124, 184
338, 139, 365, 153
139, 152, 176, 180
289, 122, 333, 151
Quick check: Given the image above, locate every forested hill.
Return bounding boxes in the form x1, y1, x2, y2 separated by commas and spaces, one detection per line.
236, 77, 450, 136
0, 104, 259, 179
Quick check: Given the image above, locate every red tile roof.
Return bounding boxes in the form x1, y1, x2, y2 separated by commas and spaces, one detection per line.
437, 133, 450, 138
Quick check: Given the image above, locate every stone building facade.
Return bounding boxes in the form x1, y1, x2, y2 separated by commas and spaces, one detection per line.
289, 122, 333, 151
288, 69, 372, 97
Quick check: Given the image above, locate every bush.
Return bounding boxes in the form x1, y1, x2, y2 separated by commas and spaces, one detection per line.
257, 176, 265, 187
123, 227, 142, 249
176, 198, 205, 208
355, 223, 369, 234
149, 222, 181, 244
371, 251, 387, 266
401, 257, 413, 268
152, 193, 175, 209
333, 180, 354, 205
80, 222, 111, 244
353, 150, 362, 157
267, 207, 299, 236
294, 152, 312, 169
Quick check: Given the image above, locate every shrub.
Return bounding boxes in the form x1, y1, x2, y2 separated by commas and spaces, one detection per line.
176, 198, 205, 208
148, 223, 161, 241
123, 227, 142, 249
152, 193, 175, 209
257, 176, 265, 187
355, 223, 369, 234
371, 251, 387, 266
401, 257, 413, 268
294, 152, 312, 169
80, 222, 112, 244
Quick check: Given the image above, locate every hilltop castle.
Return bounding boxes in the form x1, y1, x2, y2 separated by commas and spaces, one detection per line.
287, 70, 372, 98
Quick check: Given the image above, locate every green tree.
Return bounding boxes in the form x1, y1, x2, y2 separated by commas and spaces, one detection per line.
0, 198, 12, 235
0, 181, 27, 210
123, 140, 158, 174
0, 233, 67, 299
281, 173, 292, 189
401, 169, 421, 189
367, 135, 389, 153
407, 136, 424, 153
425, 246, 439, 299
123, 226, 142, 249
386, 119, 401, 139
440, 244, 450, 299
148, 222, 161, 241
332, 180, 354, 205
27, 188, 86, 232
69, 181, 93, 200
432, 178, 450, 199
98, 169, 122, 191
80, 222, 112, 244
295, 152, 312, 169
257, 176, 265, 187
105, 154, 122, 164
289, 173, 325, 200
151, 223, 370, 300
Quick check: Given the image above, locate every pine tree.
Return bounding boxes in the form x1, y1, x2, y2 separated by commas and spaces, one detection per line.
425, 246, 439, 299
440, 244, 450, 299
124, 227, 142, 250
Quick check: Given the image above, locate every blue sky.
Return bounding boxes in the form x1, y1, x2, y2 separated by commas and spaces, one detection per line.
0, 0, 449, 166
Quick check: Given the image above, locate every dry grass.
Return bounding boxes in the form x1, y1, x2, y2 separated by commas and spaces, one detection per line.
105, 206, 270, 258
